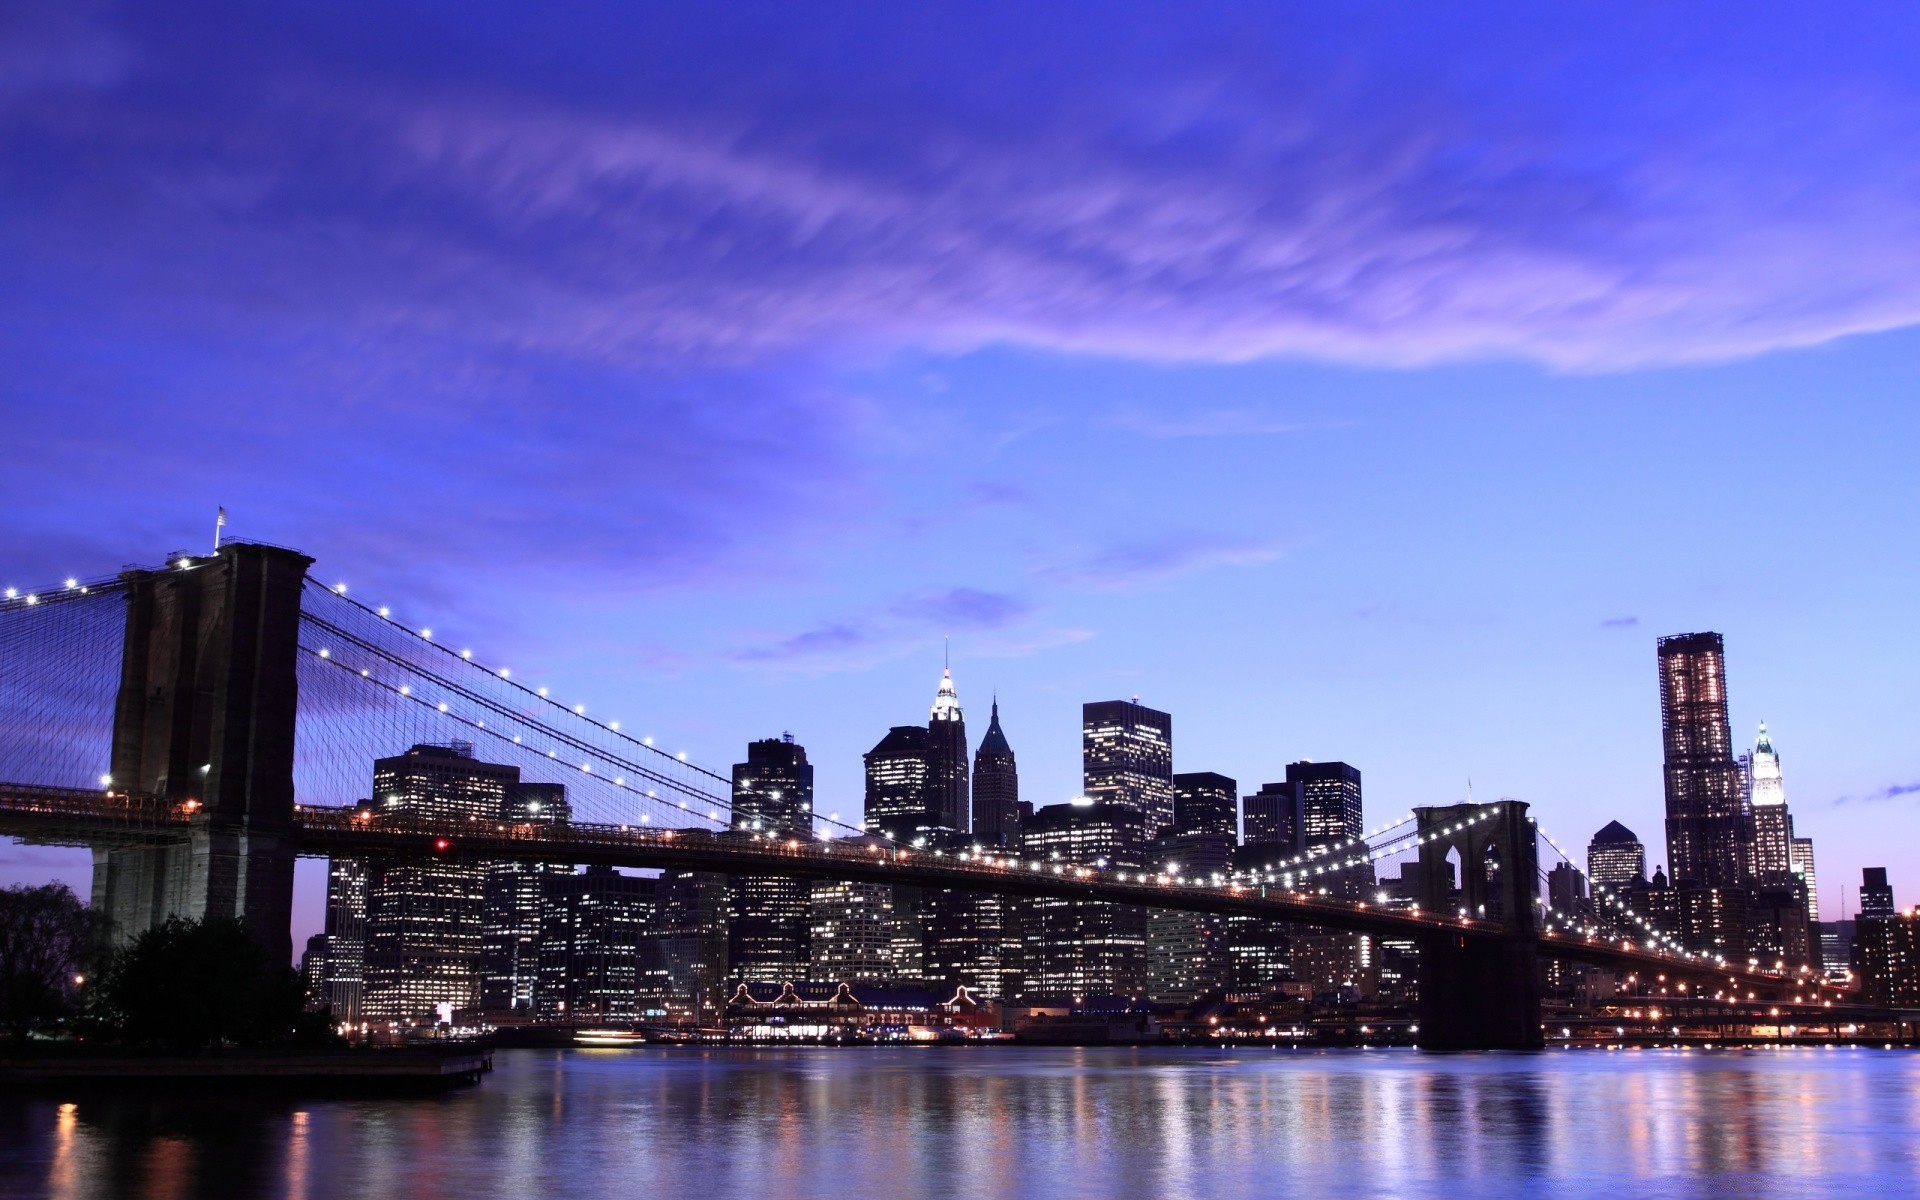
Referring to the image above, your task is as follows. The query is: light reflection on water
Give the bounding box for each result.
[2,1047,1917,1199]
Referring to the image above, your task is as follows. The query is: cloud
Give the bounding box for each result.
[732,586,1035,671]
[1833,781,1920,806]
[1039,536,1281,590]
[1109,407,1341,438]
[1600,616,1640,629]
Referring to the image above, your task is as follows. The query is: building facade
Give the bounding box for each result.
[1081,699,1173,849]
[727,736,816,983]
[971,700,1021,847]
[1172,772,1238,841]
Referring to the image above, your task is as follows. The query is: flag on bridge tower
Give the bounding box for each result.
[214,506,227,550]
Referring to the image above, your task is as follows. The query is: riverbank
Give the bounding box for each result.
[0,1044,491,1092]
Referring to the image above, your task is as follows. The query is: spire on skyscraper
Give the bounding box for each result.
[931,665,962,722]
[977,698,1012,756]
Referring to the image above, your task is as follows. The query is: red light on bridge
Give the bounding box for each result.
[433,838,451,852]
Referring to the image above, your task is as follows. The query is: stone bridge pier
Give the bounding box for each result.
[1411,800,1543,1050]
[91,543,312,965]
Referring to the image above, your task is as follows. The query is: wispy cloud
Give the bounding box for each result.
[1110,408,1345,439]
[1833,781,1920,806]
[732,586,1037,671]
[1600,616,1640,629]
[1039,536,1281,591]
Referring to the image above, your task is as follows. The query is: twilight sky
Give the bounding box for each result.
[4,2,1919,944]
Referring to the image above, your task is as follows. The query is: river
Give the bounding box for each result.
[3,1046,1917,1198]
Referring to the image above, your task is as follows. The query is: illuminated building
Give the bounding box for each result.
[320,855,367,1022]
[362,743,519,1022]
[810,852,896,983]
[1288,760,1362,853]
[641,870,728,1027]
[537,866,653,1021]
[1146,830,1233,1003]
[1081,699,1173,849]
[479,780,570,1018]
[1242,780,1302,856]
[1657,633,1748,890]
[1792,837,1818,924]
[928,668,970,834]
[1586,821,1646,891]
[1172,772,1238,840]
[727,736,815,983]
[864,725,935,843]
[1019,800,1147,1000]
[1855,868,1918,1006]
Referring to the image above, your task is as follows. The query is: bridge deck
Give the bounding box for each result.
[0,783,1847,1003]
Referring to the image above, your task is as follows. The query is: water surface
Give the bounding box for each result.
[3,1046,1917,1199]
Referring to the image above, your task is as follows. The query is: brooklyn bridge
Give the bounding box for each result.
[0,542,1860,1049]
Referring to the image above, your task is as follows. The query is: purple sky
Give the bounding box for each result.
[5,3,1920,947]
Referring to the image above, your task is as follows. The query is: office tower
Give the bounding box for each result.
[972,700,1021,847]
[1242,781,1303,856]
[1657,633,1747,890]
[1856,913,1920,1007]
[536,866,653,1022]
[1082,699,1173,849]
[643,869,729,1026]
[1861,867,1896,917]
[1288,761,1362,852]
[1746,883,1816,970]
[864,725,935,842]
[479,781,570,1018]
[1146,829,1234,1003]
[1748,723,1794,879]
[1586,821,1647,892]
[810,866,896,983]
[728,736,815,983]
[362,743,521,1022]
[1172,772,1238,840]
[320,855,367,1023]
[1019,800,1148,999]
[928,669,970,834]
[1791,837,1818,924]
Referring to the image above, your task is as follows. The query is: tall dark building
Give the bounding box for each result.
[1082,699,1173,850]
[1242,780,1303,855]
[642,870,729,1026]
[971,700,1021,847]
[1288,760,1362,852]
[320,856,367,1023]
[1861,867,1896,918]
[864,725,935,842]
[1172,772,1238,840]
[1657,633,1748,890]
[928,669,970,834]
[727,736,815,983]
[1146,829,1234,1003]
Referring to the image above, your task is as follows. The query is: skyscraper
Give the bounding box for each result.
[1749,722,1795,879]
[362,743,522,1022]
[1241,780,1303,856]
[928,668,970,834]
[537,866,653,1022]
[728,736,815,983]
[971,700,1021,847]
[1020,801,1148,1000]
[642,869,729,1027]
[1586,821,1647,891]
[1657,633,1747,890]
[810,865,896,983]
[1172,771,1238,840]
[1288,761,1362,853]
[1082,699,1173,849]
[864,726,935,842]
[320,856,367,1023]
[1791,837,1818,924]
[479,781,570,1018]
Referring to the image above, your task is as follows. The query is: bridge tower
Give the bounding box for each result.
[91,543,313,965]
[1410,800,1543,1050]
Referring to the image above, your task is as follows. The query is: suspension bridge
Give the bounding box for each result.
[0,542,1856,1048]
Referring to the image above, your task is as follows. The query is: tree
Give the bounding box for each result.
[95,916,323,1052]
[0,882,92,1051]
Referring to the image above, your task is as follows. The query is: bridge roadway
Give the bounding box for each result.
[0,781,1845,1004]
